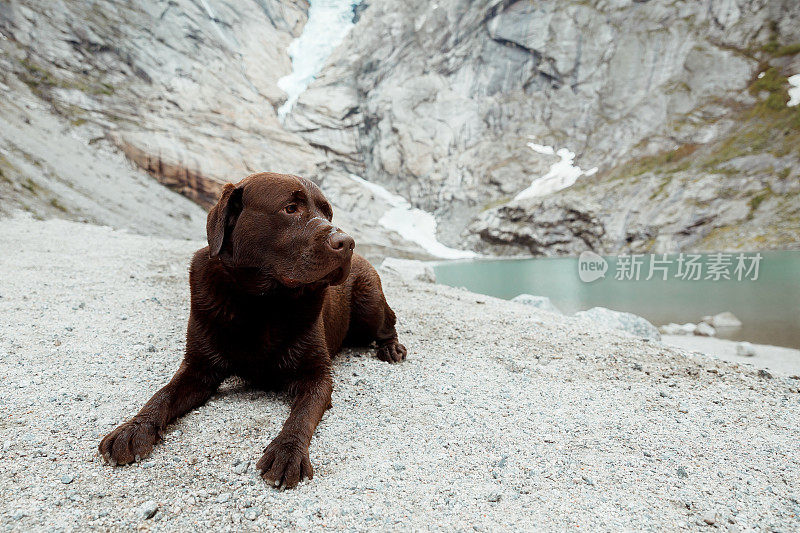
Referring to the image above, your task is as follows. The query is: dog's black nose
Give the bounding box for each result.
[328,232,355,253]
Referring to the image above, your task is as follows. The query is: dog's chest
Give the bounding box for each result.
[214,315,307,383]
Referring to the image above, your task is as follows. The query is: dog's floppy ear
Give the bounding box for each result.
[207,183,244,258]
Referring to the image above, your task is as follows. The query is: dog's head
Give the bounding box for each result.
[206,172,354,291]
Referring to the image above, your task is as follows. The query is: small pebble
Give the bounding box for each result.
[735,342,756,357]
[233,461,250,475]
[60,474,75,484]
[138,500,158,520]
[243,508,261,521]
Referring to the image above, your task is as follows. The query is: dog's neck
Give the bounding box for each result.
[199,257,327,322]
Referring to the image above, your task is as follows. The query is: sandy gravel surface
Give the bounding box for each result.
[1,217,799,531]
[663,335,800,378]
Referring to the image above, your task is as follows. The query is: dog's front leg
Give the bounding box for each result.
[257,364,332,489]
[99,358,224,465]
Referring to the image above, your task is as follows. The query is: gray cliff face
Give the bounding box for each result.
[0,0,316,204]
[0,0,434,258]
[287,0,800,253]
[468,146,800,255]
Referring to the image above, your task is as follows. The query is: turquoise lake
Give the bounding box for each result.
[434,251,800,349]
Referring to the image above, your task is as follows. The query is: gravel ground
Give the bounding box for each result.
[1,217,799,531]
[662,336,800,377]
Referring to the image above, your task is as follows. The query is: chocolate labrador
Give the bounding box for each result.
[98,172,406,488]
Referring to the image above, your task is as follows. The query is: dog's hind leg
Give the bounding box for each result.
[372,296,407,363]
[345,256,407,363]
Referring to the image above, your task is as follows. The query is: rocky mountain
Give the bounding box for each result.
[0,0,311,238]
[0,0,432,258]
[1,0,798,256]
[287,0,800,254]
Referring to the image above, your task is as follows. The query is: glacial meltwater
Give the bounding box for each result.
[434,251,800,349]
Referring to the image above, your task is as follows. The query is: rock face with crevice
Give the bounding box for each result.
[471,198,607,257]
[286,0,800,253]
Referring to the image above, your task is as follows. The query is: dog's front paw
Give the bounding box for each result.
[98,419,160,466]
[257,434,313,490]
[377,340,407,363]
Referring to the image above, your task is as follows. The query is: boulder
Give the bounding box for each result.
[574,307,661,341]
[694,322,717,337]
[701,312,743,328]
[379,258,436,284]
[735,342,757,357]
[659,323,682,335]
[659,323,698,336]
[511,294,562,314]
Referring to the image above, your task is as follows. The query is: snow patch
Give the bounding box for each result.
[514,139,598,201]
[527,143,555,156]
[277,0,357,119]
[788,74,800,107]
[346,175,477,259]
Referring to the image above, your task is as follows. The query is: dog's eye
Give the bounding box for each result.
[284,204,298,214]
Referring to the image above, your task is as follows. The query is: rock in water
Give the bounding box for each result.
[736,342,757,357]
[702,312,743,328]
[694,322,716,337]
[511,294,562,314]
[681,323,699,335]
[573,307,661,341]
[659,323,698,336]
[659,323,678,335]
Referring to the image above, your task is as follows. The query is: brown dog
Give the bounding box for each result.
[99,172,406,488]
